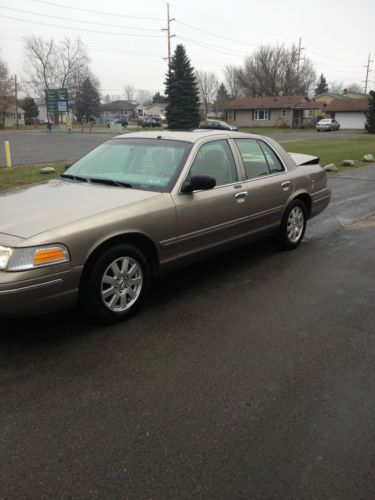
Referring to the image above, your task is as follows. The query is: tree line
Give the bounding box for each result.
[1,36,372,130]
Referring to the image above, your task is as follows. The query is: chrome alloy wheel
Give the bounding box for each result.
[287,206,305,243]
[101,257,143,312]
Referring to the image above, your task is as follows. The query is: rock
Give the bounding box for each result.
[363,154,374,162]
[324,163,338,172]
[40,166,56,174]
[341,159,356,166]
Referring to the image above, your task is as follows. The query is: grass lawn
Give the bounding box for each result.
[239,127,308,134]
[0,163,65,191]
[281,137,375,171]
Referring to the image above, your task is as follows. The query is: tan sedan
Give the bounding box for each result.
[0,130,330,321]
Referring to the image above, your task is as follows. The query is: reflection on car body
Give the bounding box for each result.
[0,130,330,322]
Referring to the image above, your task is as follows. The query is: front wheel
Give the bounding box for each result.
[80,244,151,322]
[274,200,307,250]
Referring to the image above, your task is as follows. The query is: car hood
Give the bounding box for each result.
[0,179,160,239]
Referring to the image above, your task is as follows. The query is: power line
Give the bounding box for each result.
[0,6,162,32]
[1,14,165,38]
[175,20,257,48]
[30,0,164,21]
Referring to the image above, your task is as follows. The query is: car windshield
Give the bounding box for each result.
[64,138,192,192]
[319,119,331,123]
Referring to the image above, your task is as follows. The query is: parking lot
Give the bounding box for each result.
[0,166,374,498]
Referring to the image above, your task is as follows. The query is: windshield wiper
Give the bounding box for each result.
[60,174,89,182]
[89,178,133,188]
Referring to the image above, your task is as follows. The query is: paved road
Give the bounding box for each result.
[0,167,374,498]
[0,129,369,166]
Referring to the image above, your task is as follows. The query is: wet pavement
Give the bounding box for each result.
[0,166,374,499]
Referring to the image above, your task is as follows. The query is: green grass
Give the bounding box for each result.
[239,127,308,134]
[0,163,65,191]
[281,137,375,172]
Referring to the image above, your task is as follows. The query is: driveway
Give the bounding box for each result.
[0,167,374,499]
[0,129,368,166]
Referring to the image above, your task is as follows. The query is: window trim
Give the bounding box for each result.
[254,109,269,121]
[231,138,288,182]
[178,138,239,194]
[280,109,288,118]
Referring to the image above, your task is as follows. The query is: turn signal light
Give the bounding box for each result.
[34,247,67,265]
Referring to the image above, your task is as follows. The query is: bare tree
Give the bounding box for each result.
[328,81,344,95]
[124,84,136,101]
[135,89,152,106]
[196,70,218,116]
[237,44,316,97]
[223,65,243,100]
[23,36,56,96]
[0,57,14,129]
[346,83,363,94]
[102,94,111,104]
[23,35,89,97]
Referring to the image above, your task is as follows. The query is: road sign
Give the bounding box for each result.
[45,88,68,113]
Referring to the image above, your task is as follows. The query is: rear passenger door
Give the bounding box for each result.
[233,138,293,233]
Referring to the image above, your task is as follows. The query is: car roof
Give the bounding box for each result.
[114,129,259,143]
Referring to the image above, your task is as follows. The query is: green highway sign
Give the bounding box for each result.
[45,88,68,113]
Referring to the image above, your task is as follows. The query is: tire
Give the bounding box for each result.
[274,200,307,251]
[80,243,151,322]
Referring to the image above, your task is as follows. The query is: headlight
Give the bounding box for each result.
[0,244,70,271]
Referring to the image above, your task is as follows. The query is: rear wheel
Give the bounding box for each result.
[275,200,307,250]
[80,244,151,322]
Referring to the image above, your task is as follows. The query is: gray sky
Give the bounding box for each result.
[1,0,374,97]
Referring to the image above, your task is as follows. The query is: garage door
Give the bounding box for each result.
[336,112,366,130]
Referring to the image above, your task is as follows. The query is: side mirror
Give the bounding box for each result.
[181,175,216,193]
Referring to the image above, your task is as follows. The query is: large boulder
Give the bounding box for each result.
[324,163,338,172]
[40,166,56,174]
[363,154,374,162]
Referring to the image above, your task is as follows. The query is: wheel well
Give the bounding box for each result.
[81,233,159,284]
[294,193,312,216]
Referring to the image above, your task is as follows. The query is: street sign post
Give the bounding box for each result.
[45,88,68,114]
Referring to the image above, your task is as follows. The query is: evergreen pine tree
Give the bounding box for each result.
[21,97,39,118]
[215,82,230,113]
[314,74,329,95]
[366,90,375,133]
[165,44,200,129]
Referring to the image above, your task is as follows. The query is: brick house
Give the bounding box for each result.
[225,96,323,128]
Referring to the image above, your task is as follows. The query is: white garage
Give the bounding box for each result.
[326,98,369,130]
[335,112,366,130]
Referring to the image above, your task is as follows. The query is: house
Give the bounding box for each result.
[2,104,25,127]
[315,90,368,105]
[97,100,139,123]
[325,97,369,129]
[143,102,166,117]
[225,96,323,128]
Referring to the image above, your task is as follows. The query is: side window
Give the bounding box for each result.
[234,139,270,179]
[258,141,285,173]
[190,140,237,186]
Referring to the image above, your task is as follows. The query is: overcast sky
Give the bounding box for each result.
[1,0,374,98]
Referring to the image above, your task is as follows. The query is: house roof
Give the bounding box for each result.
[226,96,321,110]
[100,100,138,111]
[325,97,369,112]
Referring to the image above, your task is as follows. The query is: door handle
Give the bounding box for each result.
[281,181,290,189]
[234,191,248,199]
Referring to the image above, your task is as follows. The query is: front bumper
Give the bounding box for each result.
[0,265,83,318]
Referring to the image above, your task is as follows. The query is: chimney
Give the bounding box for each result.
[343,88,347,95]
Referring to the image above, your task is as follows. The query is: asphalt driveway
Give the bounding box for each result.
[0,166,374,498]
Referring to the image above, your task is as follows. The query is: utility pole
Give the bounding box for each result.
[296,37,305,78]
[363,53,373,94]
[15,75,19,130]
[162,3,175,67]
